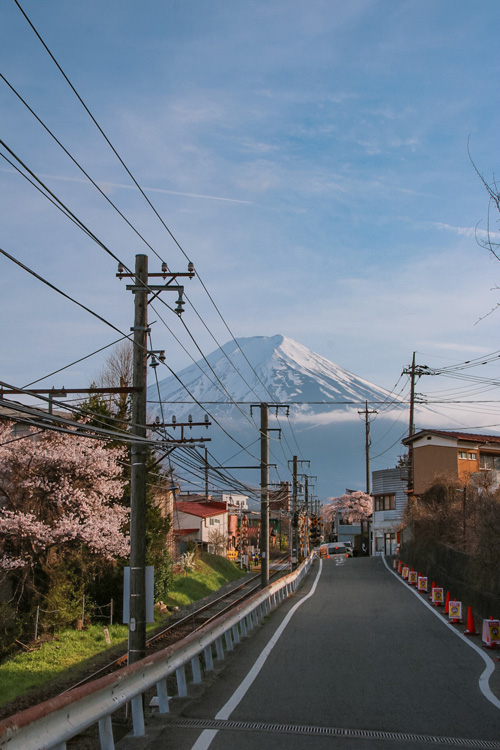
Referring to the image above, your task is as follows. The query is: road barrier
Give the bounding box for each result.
[417,575,428,593]
[431,587,444,606]
[482,618,500,649]
[394,559,496,642]
[0,554,315,750]
[448,600,462,624]
[408,570,418,586]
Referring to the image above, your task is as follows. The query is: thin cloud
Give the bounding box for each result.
[432,222,500,241]
[0,168,252,205]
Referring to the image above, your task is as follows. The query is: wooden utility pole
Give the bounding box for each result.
[358,400,377,495]
[402,352,430,494]
[292,455,298,565]
[119,254,197,665]
[260,403,269,588]
[128,254,149,664]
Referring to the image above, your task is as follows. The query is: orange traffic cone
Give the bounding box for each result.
[444,591,450,615]
[464,606,477,636]
[428,581,435,599]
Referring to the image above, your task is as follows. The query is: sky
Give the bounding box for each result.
[2,0,500,479]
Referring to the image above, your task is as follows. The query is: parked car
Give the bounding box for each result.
[344,542,354,557]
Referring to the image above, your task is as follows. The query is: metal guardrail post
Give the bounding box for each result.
[224,630,233,651]
[98,716,114,750]
[156,679,169,713]
[232,624,240,644]
[176,666,188,697]
[203,644,214,672]
[191,655,202,684]
[215,636,224,660]
[130,695,145,737]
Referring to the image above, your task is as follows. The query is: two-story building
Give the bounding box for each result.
[174,499,228,554]
[402,429,500,495]
[371,466,408,555]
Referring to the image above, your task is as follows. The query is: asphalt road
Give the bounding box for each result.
[118,556,500,750]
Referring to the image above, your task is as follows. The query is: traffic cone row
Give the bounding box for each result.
[395,559,479,635]
[464,606,477,634]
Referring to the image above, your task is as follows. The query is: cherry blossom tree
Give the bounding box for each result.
[0,421,129,618]
[322,491,373,526]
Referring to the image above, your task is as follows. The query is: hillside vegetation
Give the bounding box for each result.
[0,553,246,715]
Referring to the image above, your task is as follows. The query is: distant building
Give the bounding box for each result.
[219,493,248,511]
[402,430,500,495]
[371,467,408,555]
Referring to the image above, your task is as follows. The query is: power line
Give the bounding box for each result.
[0,246,128,338]
[22,335,130,389]
[11,2,308,465]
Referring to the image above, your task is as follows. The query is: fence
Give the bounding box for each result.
[0,553,315,750]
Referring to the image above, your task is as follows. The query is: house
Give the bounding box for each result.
[174,499,228,554]
[371,467,408,555]
[218,493,249,511]
[402,430,500,495]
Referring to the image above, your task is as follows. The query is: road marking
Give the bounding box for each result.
[382,555,500,712]
[169,716,500,748]
[190,559,323,750]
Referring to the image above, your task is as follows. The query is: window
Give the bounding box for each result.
[458,451,467,459]
[209,518,220,526]
[480,454,500,471]
[468,452,477,461]
[374,494,396,512]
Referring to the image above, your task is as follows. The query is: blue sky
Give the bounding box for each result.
[1,0,500,439]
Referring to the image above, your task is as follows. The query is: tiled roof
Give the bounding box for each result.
[403,429,500,445]
[175,501,227,518]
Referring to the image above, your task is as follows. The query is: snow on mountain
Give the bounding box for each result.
[148,334,392,422]
[148,335,405,499]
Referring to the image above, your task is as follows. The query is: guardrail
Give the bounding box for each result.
[0,553,315,750]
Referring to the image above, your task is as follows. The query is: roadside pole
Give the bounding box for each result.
[260,403,269,588]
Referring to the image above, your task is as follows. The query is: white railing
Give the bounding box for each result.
[0,553,315,750]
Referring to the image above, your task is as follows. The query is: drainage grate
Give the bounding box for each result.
[165,717,500,748]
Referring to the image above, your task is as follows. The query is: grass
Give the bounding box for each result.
[166,552,247,608]
[0,553,246,710]
[0,623,130,706]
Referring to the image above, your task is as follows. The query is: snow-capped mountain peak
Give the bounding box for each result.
[148,334,391,420]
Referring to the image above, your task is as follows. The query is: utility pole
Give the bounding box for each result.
[260,403,269,588]
[303,474,309,557]
[204,446,209,499]
[402,353,430,494]
[292,455,298,565]
[119,253,195,665]
[358,401,377,495]
[128,254,148,665]
[250,403,288,588]
[289,456,310,566]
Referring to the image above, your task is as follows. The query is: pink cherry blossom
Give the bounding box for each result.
[0,422,130,572]
[322,491,373,525]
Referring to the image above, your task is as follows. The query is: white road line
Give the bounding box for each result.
[382,555,500,711]
[190,559,323,750]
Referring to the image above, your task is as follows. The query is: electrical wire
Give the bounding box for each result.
[22,335,131,389]
[1,141,268,449]
[10,3,309,465]
[0,246,129,338]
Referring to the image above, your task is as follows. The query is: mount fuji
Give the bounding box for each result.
[148,335,406,500]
